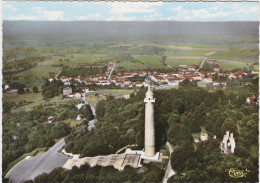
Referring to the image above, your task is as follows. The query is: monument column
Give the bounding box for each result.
[144,85,155,157]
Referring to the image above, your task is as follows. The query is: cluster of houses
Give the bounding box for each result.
[57,61,259,98]
[60,70,148,88]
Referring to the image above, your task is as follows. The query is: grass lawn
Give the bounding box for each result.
[105,90,134,97]
[66,120,83,128]
[191,126,208,141]
[191,133,200,141]
[166,58,202,68]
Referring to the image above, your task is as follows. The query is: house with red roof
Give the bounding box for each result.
[213,81,221,87]
[213,66,220,72]
[135,81,144,87]
[228,74,237,80]
[188,66,197,72]
[80,87,89,93]
[167,78,182,86]
[234,71,246,79]
[86,80,98,85]
[222,81,228,87]
[246,96,259,105]
[60,76,72,82]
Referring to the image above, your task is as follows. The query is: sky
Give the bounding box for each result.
[2,1,259,21]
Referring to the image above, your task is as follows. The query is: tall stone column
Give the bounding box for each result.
[144,85,155,157]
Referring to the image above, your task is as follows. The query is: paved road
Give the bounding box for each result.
[163,141,175,183]
[4,89,18,94]
[55,67,63,80]
[197,57,208,71]
[7,139,69,183]
[108,63,116,80]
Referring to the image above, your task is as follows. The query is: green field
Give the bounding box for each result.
[7,65,61,86]
[3,91,43,103]
[253,65,259,70]
[51,54,107,66]
[134,55,166,69]
[211,47,258,63]
[217,60,249,70]
[166,58,202,68]
[171,50,213,57]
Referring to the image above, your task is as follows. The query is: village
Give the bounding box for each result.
[56,60,259,104]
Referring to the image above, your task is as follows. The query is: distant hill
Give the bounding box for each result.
[3,21,259,35]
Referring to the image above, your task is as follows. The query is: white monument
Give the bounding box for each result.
[144,84,156,157]
[221,131,236,154]
[228,133,236,153]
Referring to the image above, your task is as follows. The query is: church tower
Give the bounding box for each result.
[144,84,155,157]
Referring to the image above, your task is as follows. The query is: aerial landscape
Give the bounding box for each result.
[2,1,259,183]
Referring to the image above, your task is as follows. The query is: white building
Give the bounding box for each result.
[200,133,208,141]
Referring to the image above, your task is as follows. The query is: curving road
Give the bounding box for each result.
[163,141,176,183]
[6,139,69,183]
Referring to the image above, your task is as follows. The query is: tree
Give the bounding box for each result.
[167,114,180,125]
[17,87,25,94]
[221,118,237,135]
[50,123,71,139]
[33,86,39,93]
[80,105,94,121]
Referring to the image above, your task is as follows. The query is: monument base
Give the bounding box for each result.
[124,148,162,167]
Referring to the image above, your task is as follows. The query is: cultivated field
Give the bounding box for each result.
[3,34,258,88]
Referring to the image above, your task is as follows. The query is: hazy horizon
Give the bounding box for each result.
[3,21,259,36]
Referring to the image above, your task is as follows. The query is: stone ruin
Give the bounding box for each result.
[221,131,235,154]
